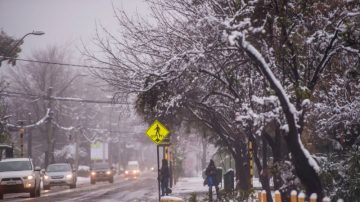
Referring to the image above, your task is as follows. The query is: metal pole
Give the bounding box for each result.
[18,120,25,158]
[46,87,53,167]
[27,113,32,158]
[169,147,173,188]
[157,145,160,202]
[249,141,253,188]
[75,130,79,171]
[19,128,24,157]
[163,146,165,160]
[0,31,45,65]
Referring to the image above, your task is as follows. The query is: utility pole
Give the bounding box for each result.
[74,130,79,171]
[27,113,32,158]
[18,120,25,157]
[45,87,53,167]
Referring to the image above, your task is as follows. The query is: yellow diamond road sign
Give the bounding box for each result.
[145,120,170,144]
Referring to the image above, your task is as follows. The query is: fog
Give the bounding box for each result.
[0,0,150,58]
[0,0,212,185]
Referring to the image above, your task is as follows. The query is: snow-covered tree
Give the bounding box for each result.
[88,0,360,200]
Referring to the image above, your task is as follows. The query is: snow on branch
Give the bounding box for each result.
[227,30,321,173]
[25,108,51,128]
[51,120,75,131]
[228,31,299,119]
[252,95,279,106]
[5,108,51,130]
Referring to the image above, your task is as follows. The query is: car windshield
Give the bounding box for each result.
[93,163,109,170]
[0,161,32,172]
[47,164,71,172]
[127,164,139,170]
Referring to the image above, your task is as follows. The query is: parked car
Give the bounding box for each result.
[124,161,140,178]
[0,158,41,200]
[90,162,114,184]
[43,163,77,190]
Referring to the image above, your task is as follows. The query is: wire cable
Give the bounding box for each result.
[0,90,131,105]
[1,56,114,70]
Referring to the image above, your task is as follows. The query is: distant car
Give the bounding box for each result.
[43,163,77,190]
[0,158,41,200]
[90,162,114,184]
[124,161,140,178]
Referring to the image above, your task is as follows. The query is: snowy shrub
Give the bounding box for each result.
[319,150,360,201]
[335,150,360,202]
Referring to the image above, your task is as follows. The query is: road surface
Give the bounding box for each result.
[2,172,159,202]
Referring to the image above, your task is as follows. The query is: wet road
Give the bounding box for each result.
[2,172,159,202]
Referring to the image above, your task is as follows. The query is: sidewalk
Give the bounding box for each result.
[173,177,208,194]
[169,177,262,201]
[171,177,208,200]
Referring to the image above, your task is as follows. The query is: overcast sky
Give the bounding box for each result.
[0,0,149,59]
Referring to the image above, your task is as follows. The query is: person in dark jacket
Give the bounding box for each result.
[205,159,220,201]
[159,159,170,196]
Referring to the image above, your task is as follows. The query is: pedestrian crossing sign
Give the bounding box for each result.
[145,120,170,144]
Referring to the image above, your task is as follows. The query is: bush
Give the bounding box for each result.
[319,150,360,201]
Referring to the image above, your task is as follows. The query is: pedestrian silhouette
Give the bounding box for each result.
[159,159,170,196]
[155,124,161,142]
[205,160,220,201]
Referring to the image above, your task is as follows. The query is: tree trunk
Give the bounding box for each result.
[260,136,273,202]
[284,134,322,199]
[234,142,250,191]
[242,43,323,200]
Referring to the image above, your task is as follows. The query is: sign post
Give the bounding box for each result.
[145,120,170,202]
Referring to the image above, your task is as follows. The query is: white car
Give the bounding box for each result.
[0,158,41,200]
[43,163,77,190]
[124,161,141,179]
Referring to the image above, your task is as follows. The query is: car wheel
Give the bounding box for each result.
[0,193,3,200]
[70,183,76,189]
[43,185,50,190]
[109,177,114,183]
[91,179,96,185]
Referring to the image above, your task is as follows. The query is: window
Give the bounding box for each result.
[47,164,71,172]
[0,161,32,172]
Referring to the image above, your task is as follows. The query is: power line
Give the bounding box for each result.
[0,56,115,70]
[0,91,132,105]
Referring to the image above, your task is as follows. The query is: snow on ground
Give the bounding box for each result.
[172,177,263,194]
[172,177,209,194]
[252,177,262,189]
[150,176,264,201]
[77,176,90,185]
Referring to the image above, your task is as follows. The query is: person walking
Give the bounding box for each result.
[159,159,170,196]
[205,159,220,201]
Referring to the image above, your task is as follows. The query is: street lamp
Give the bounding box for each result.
[0,30,45,66]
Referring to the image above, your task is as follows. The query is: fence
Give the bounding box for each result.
[257,190,343,202]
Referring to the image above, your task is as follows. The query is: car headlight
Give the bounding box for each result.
[23,175,34,180]
[91,172,96,176]
[44,175,49,180]
[66,174,73,179]
[106,170,111,175]
[125,170,129,174]
[132,170,137,174]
